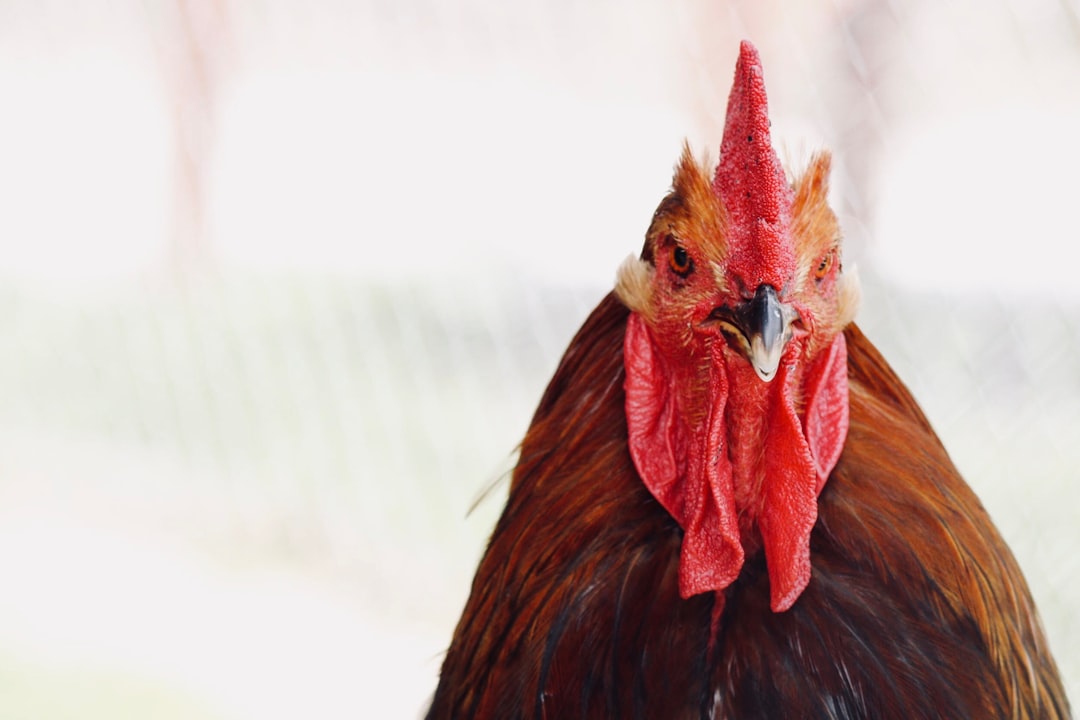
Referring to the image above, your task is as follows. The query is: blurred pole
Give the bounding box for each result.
[148,0,234,278]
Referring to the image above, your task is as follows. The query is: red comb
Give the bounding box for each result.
[713,41,795,290]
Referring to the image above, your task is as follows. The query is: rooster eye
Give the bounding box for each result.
[814,251,834,281]
[669,244,694,277]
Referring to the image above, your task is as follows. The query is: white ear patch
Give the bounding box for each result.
[614,255,655,317]
[835,262,862,330]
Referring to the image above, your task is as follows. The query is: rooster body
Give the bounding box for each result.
[428,43,1069,720]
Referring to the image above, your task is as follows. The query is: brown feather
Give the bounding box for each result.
[427,297,1070,719]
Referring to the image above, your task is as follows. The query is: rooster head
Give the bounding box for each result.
[615,41,860,611]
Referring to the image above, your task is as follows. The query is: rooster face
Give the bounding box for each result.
[614,41,860,612]
[617,148,857,393]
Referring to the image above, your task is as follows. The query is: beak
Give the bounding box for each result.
[709,285,797,382]
[746,285,792,381]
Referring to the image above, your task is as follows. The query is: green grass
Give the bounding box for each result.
[0,655,223,720]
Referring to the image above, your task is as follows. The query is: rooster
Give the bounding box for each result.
[427,41,1070,719]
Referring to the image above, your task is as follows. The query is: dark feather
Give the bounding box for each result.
[426,295,1070,720]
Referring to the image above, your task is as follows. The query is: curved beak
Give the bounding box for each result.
[746,285,792,381]
[709,285,797,382]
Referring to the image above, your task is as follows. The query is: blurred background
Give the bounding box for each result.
[0,0,1077,717]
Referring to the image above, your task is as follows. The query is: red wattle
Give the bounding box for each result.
[624,313,744,599]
